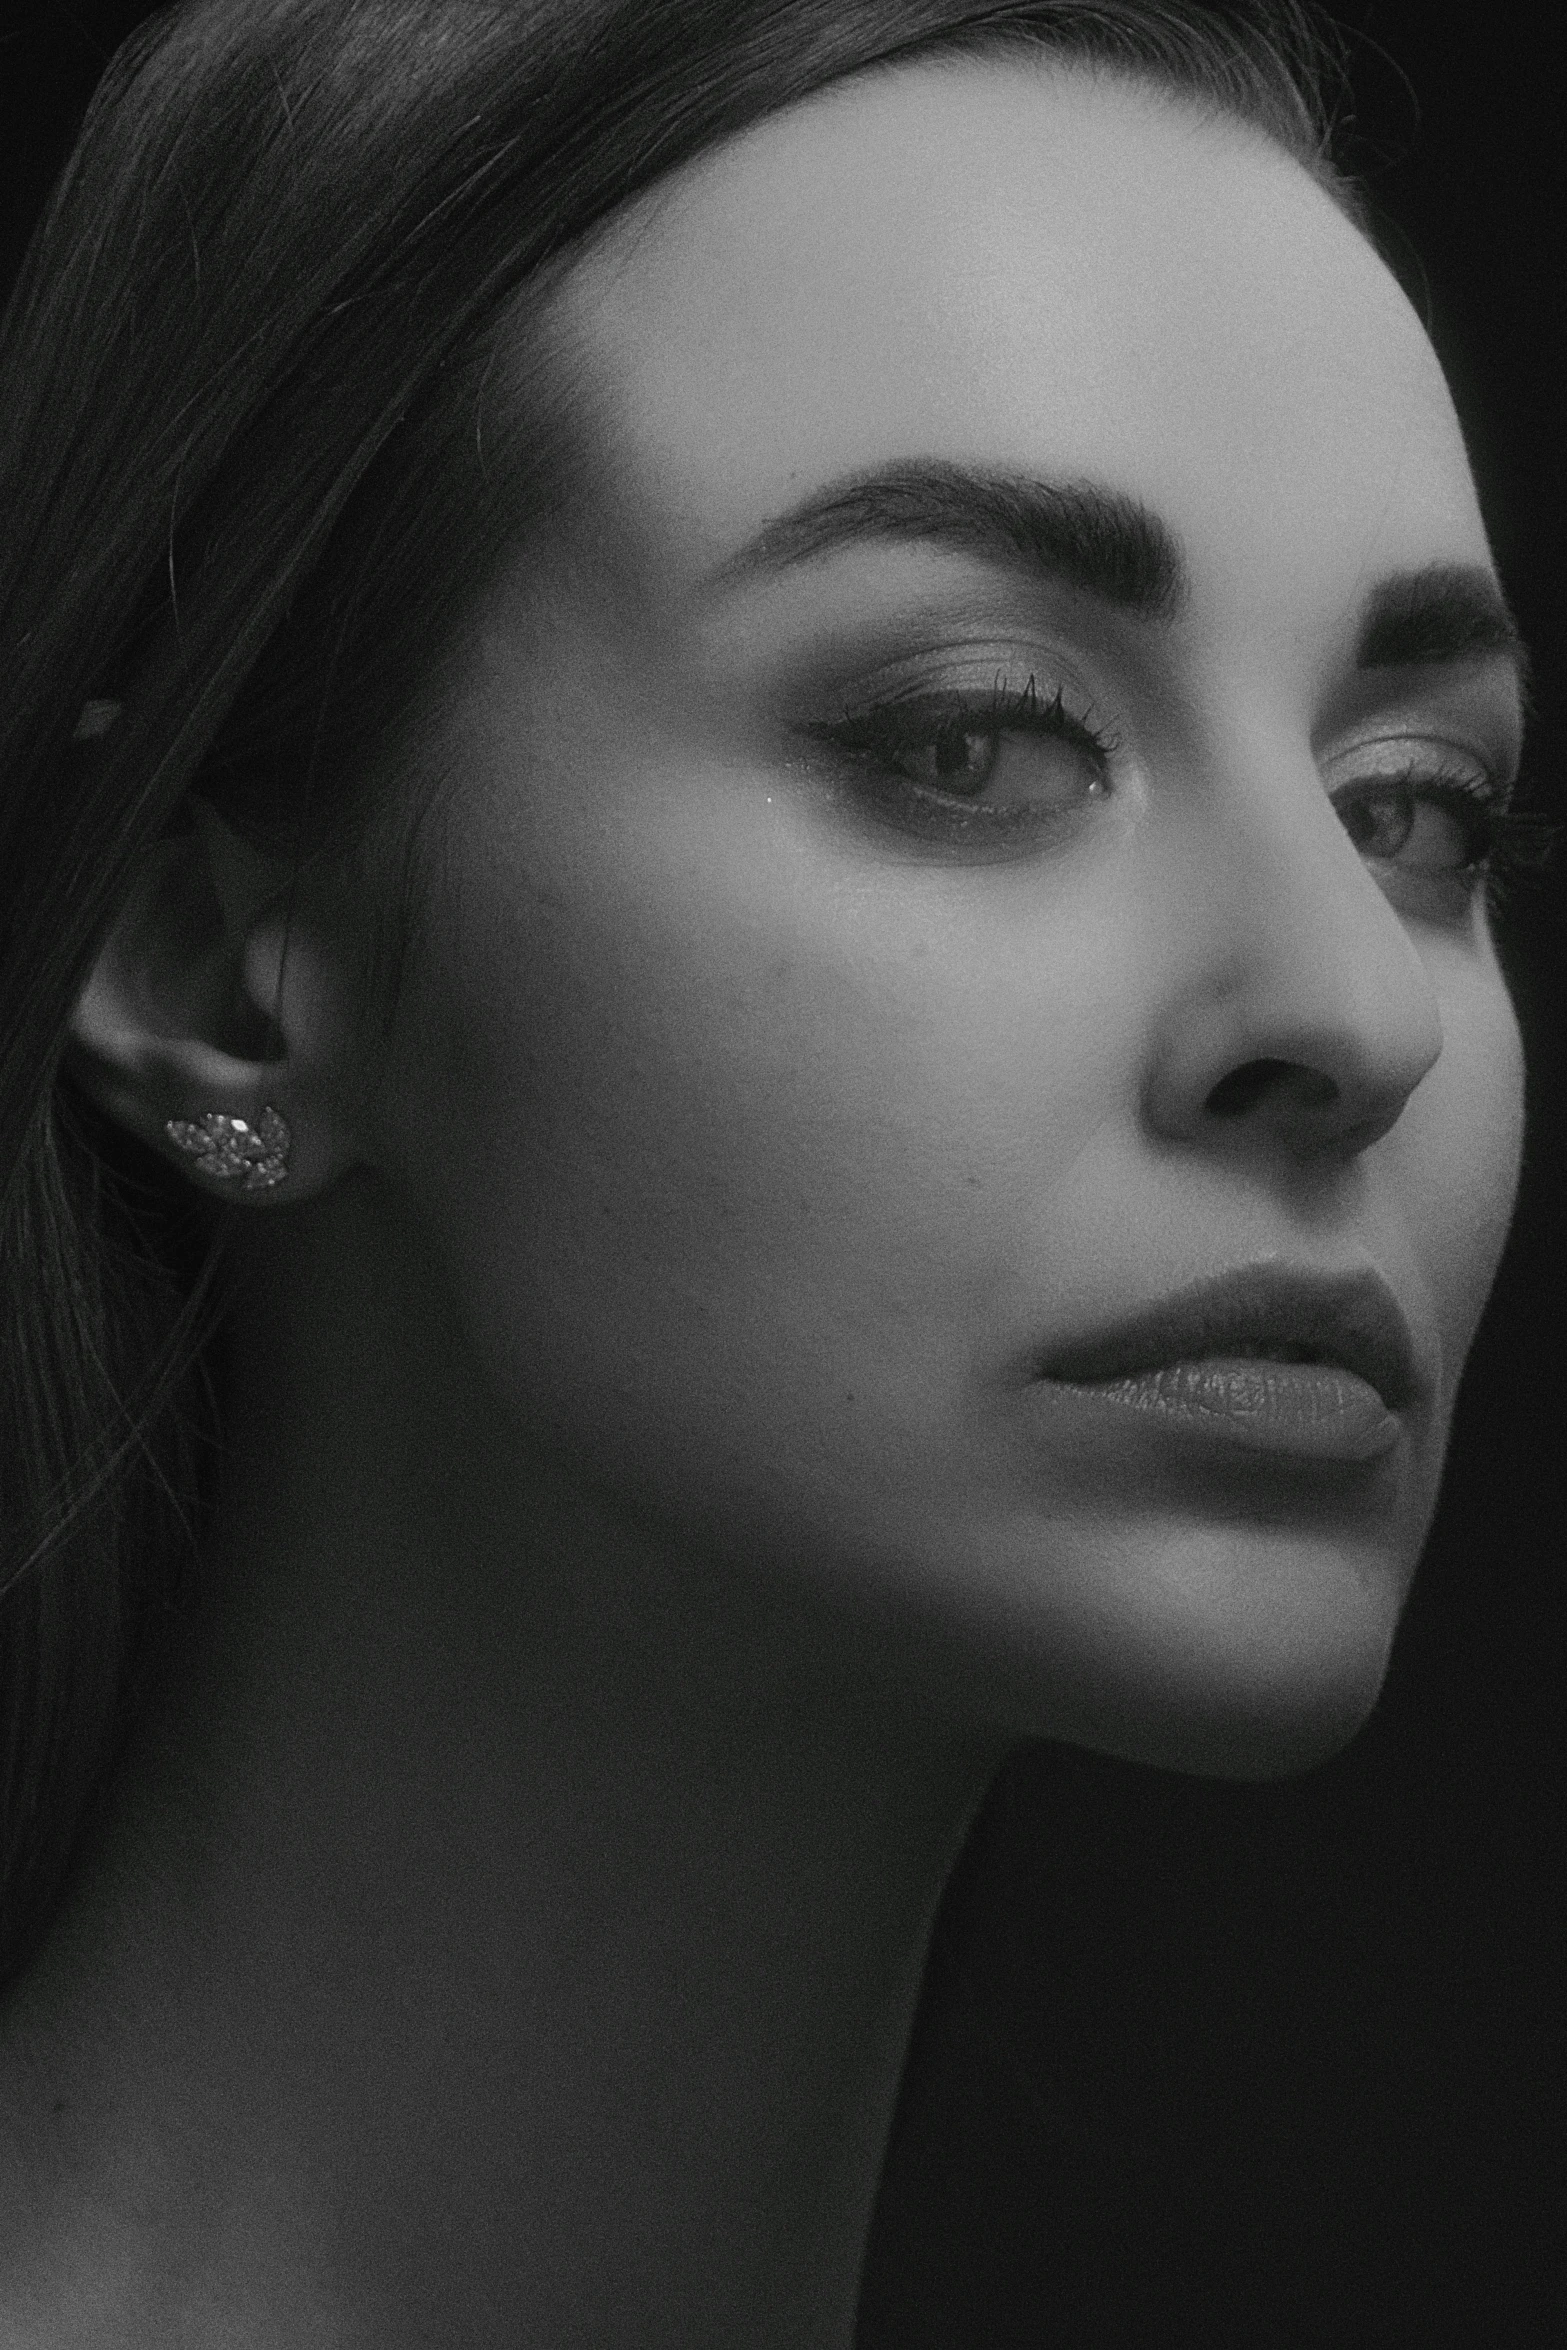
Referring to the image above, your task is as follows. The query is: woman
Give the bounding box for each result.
[0,0,1555,2337]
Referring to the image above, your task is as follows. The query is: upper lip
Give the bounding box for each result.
[1036,1264,1426,1411]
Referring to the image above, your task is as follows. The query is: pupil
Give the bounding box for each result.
[1346,787,1412,858]
[931,721,995,791]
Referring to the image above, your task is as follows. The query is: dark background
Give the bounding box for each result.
[3,6,1560,2342]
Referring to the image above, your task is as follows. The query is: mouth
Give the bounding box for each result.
[1035,1265,1427,1416]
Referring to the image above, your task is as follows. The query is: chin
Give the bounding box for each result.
[908,1509,1415,1780]
[1107,1675,1394,1783]
[1051,1584,1402,1782]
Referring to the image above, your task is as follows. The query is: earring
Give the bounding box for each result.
[165,1106,292,1191]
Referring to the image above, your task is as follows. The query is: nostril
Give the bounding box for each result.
[1208,1060,1285,1117]
[1207,1062,1338,1119]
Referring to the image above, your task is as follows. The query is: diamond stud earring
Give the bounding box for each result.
[165,1106,292,1190]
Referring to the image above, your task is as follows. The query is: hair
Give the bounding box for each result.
[0,0,1400,1990]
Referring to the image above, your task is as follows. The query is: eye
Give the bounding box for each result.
[883,702,1109,808]
[1329,763,1512,878]
[804,673,1117,840]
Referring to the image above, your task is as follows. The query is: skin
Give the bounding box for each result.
[0,56,1526,2350]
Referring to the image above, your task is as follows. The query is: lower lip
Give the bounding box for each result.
[1044,1356,1402,1462]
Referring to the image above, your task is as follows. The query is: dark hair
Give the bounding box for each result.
[0,0,1370,1989]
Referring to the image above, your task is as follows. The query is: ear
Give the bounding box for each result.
[66,800,363,1203]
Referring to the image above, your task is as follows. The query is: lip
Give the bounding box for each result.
[1034,1264,1429,1448]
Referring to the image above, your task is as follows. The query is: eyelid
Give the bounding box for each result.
[794,631,1105,707]
[1322,729,1513,793]
[1320,675,1525,763]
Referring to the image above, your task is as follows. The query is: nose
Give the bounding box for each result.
[1201,1055,1408,1157]
[1140,753,1446,1170]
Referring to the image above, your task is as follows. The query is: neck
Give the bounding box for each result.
[0,1180,999,2348]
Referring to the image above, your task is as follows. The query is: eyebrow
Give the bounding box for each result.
[1353,564,1532,699]
[702,458,1531,700]
[700,459,1186,618]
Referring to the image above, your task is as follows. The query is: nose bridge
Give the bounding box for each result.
[1140,720,1446,1161]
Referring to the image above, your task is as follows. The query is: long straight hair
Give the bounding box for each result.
[0,0,1367,1991]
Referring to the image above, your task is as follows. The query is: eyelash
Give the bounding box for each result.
[805,675,1115,847]
[807,676,1564,914]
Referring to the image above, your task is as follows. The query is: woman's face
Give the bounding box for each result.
[357,61,1526,1773]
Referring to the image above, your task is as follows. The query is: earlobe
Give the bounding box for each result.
[65,809,358,1203]
[165,1106,294,1192]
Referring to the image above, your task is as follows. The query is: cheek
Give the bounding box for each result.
[377,770,1121,1515]
[1397,951,1524,1400]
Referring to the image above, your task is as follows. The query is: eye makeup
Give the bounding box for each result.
[789,651,1558,914]
[799,669,1115,850]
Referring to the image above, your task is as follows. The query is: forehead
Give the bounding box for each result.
[543,58,1490,632]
